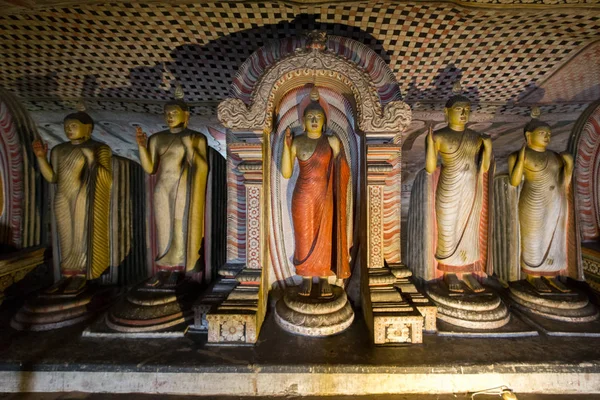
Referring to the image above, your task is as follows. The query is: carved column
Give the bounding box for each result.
[206,142,267,344]
[363,142,435,344]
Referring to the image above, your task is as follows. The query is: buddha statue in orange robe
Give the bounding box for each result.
[281,88,351,298]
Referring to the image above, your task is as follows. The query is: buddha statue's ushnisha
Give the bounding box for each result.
[424,82,492,292]
[508,109,574,292]
[33,106,113,294]
[281,87,351,298]
[135,86,208,287]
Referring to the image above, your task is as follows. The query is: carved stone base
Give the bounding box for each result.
[426,281,510,330]
[207,311,259,344]
[274,285,354,337]
[11,286,114,331]
[509,280,599,323]
[1,247,46,306]
[583,245,600,295]
[105,276,200,333]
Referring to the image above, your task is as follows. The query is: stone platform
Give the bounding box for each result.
[1,298,600,396]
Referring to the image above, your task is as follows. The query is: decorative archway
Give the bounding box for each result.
[208,32,420,345]
[568,100,600,292]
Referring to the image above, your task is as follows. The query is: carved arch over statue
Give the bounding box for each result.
[218,34,411,135]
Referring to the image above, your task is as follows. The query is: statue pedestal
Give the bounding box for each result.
[105,275,201,334]
[509,280,598,323]
[426,281,510,330]
[11,285,115,331]
[274,285,354,337]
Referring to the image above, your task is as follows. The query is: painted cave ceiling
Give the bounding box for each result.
[0,0,598,208]
[0,1,598,113]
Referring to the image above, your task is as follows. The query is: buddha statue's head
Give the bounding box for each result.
[303,87,326,138]
[164,85,190,132]
[524,119,551,151]
[444,94,471,130]
[164,100,190,131]
[63,111,93,143]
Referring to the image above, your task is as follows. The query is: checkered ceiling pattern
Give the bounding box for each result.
[1,1,598,113]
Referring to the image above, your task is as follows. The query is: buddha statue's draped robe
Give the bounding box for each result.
[434,129,489,273]
[51,140,112,279]
[519,151,568,275]
[149,129,207,272]
[291,135,350,278]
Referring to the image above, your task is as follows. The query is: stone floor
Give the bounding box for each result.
[0,394,596,399]
[1,295,600,396]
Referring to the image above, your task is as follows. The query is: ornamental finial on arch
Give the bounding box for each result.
[306,30,327,51]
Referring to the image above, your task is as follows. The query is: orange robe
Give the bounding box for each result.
[292,135,351,278]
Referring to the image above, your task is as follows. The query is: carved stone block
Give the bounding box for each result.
[373,310,424,344]
[207,312,257,344]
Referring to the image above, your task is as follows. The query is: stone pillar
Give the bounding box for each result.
[363,144,436,344]
[206,143,267,344]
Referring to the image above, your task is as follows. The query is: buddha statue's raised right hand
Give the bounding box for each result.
[284,127,293,148]
[32,139,48,158]
[135,126,148,148]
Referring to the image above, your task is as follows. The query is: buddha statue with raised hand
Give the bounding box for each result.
[135,86,208,287]
[280,87,351,298]
[492,109,599,325]
[424,82,492,293]
[407,82,509,330]
[275,87,354,337]
[508,109,574,292]
[33,107,112,294]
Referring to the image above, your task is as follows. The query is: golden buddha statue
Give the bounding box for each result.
[508,111,574,292]
[424,83,492,293]
[281,87,351,298]
[32,108,112,294]
[135,86,208,286]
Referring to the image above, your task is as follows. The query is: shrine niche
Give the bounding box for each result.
[406,84,513,334]
[98,88,227,335]
[202,32,435,345]
[568,101,600,296]
[0,87,46,305]
[493,108,600,336]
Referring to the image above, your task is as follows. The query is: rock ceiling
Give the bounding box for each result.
[0,1,598,115]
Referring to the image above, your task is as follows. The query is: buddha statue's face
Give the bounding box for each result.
[164,104,188,130]
[64,119,92,142]
[304,109,326,136]
[526,126,551,149]
[445,102,471,127]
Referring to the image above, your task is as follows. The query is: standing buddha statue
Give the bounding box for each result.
[407,82,509,330]
[274,87,354,337]
[280,87,351,297]
[508,110,574,292]
[424,82,492,292]
[135,86,208,286]
[494,109,598,324]
[105,86,209,334]
[33,107,113,294]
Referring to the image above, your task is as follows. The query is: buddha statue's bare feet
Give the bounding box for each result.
[444,273,464,293]
[163,271,182,288]
[146,270,169,287]
[44,277,67,294]
[527,275,552,293]
[299,277,312,297]
[63,275,86,294]
[463,273,484,293]
[319,278,333,298]
[543,276,571,293]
